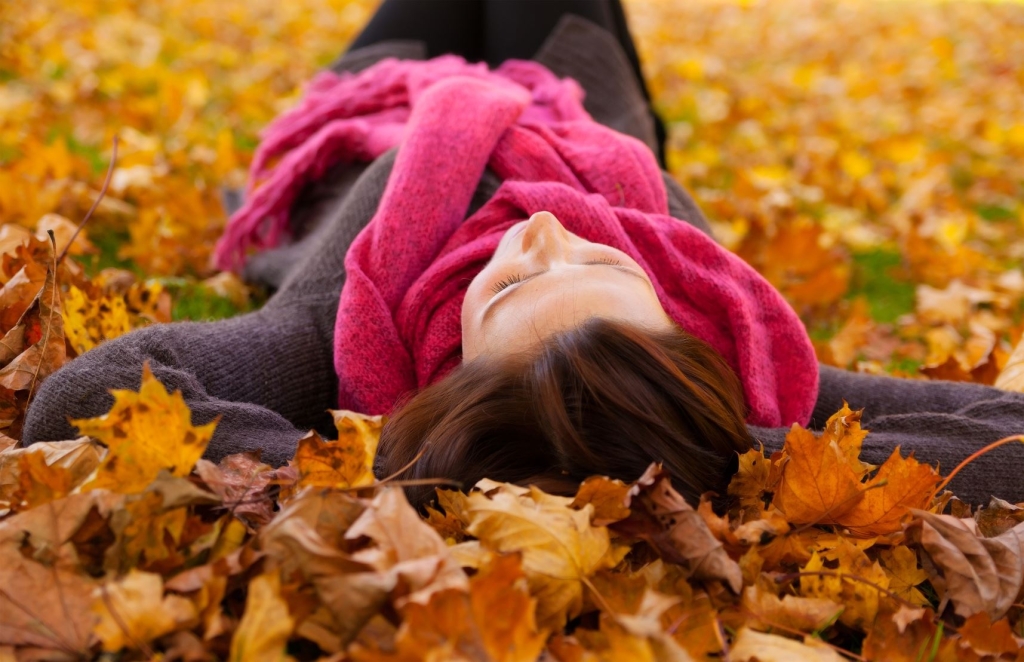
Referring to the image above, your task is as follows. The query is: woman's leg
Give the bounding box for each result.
[347,0,483,61]
[483,0,666,165]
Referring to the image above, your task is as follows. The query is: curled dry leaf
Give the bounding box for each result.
[350,553,547,662]
[74,362,217,494]
[905,510,1024,620]
[614,464,742,594]
[195,451,276,527]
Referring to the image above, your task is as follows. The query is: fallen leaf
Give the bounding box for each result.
[729,627,845,662]
[463,479,626,629]
[570,475,632,526]
[614,465,743,593]
[291,410,382,490]
[878,545,929,606]
[840,447,940,536]
[92,569,197,652]
[772,425,866,527]
[905,511,1024,620]
[195,451,276,527]
[740,582,843,633]
[75,362,217,494]
[229,572,295,662]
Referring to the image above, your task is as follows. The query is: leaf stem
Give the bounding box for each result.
[930,434,1024,500]
[57,136,118,266]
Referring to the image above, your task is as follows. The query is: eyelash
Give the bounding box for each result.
[491,273,527,294]
[490,258,623,294]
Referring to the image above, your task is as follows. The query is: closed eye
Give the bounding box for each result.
[490,258,626,294]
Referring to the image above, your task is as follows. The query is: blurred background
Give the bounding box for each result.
[0,0,1022,394]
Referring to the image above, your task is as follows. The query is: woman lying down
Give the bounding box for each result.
[24,0,1024,507]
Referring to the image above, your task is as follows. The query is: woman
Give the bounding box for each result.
[23,0,1024,506]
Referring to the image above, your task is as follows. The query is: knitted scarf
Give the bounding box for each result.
[216,56,819,427]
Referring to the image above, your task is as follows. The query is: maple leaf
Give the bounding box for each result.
[878,545,929,606]
[0,247,67,398]
[291,409,383,490]
[0,543,99,652]
[797,539,892,630]
[861,607,959,662]
[905,510,1024,620]
[92,569,198,652]
[570,475,632,526]
[229,572,295,662]
[195,451,276,527]
[839,446,940,537]
[727,443,771,511]
[461,479,626,630]
[771,425,866,526]
[74,362,217,494]
[0,437,102,512]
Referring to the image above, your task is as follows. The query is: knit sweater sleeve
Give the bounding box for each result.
[23,151,400,465]
[22,302,337,466]
[750,365,1024,505]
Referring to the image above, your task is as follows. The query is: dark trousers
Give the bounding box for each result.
[348,0,666,165]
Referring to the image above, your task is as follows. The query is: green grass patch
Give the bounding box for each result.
[848,248,916,324]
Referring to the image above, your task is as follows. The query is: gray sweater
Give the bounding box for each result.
[22,18,1024,505]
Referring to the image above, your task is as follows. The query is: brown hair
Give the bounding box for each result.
[378,318,754,509]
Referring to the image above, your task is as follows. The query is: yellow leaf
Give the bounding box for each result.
[878,545,929,606]
[730,627,845,662]
[464,481,627,630]
[292,410,382,490]
[92,569,197,652]
[76,363,216,494]
[230,572,295,662]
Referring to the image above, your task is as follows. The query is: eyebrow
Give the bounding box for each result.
[481,263,650,323]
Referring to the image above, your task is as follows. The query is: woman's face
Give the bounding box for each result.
[462,211,673,360]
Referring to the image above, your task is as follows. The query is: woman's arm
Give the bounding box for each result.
[24,151,402,465]
[751,365,1024,505]
[23,301,338,466]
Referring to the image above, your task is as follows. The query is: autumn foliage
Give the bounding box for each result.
[4,0,1024,659]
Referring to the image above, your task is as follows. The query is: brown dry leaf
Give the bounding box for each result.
[974,497,1024,538]
[229,572,295,662]
[772,425,866,527]
[347,486,469,607]
[75,362,217,494]
[740,582,843,634]
[570,475,632,526]
[596,590,694,662]
[195,451,276,527]
[957,612,1022,660]
[0,252,66,396]
[840,447,940,537]
[10,450,73,511]
[905,511,1024,620]
[729,627,845,662]
[0,539,99,651]
[463,479,626,630]
[92,569,197,652]
[292,410,382,490]
[862,607,959,662]
[615,465,742,593]
[878,545,929,606]
[350,553,547,662]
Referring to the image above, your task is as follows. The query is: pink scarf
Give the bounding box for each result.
[216,56,818,427]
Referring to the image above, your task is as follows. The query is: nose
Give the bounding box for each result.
[519,211,572,261]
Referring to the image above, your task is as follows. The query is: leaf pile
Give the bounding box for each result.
[629,0,1024,381]
[2,373,1024,660]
